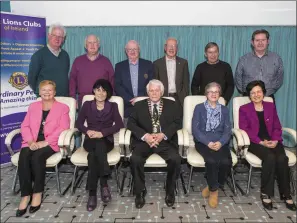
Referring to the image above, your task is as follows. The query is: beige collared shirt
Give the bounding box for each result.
[165,56,176,93]
[47,44,61,57]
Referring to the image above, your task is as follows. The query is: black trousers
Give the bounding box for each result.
[248,142,290,197]
[83,136,113,191]
[18,146,55,197]
[130,140,181,195]
[195,142,232,191]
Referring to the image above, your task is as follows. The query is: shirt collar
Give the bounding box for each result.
[129,59,139,65]
[47,44,61,56]
[87,53,100,61]
[252,50,269,58]
[166,56,176,61]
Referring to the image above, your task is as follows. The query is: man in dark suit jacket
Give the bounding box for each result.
[153,37,190,114]
[127,79,182,209]
[114,40,153,122]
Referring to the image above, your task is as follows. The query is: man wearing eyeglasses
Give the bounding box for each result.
[28,23,70,97]
[114,40,153,124]
[153,37,190,116]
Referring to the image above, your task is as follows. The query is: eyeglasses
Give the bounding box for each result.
[207,91,219,95]
[126,48,138,52]
[50,34,64,40]
[166,44,177,49]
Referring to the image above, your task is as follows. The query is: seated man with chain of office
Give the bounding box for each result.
[127,79,182,209]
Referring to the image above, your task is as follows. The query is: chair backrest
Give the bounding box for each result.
[133,96,175,104]
[183,95,225,148]
[233,96,273,129]
[81,95,124,152]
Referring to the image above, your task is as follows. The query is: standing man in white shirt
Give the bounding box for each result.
[153,37,190,115]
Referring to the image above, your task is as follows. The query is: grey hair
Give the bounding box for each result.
[48,23,66,37]
[84,34,100,47]
[165,37,178,45]
[125,40,140,50]
[204,82,222,96]
[146,79,164,96]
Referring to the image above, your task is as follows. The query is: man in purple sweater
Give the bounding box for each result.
[69,34,114,108]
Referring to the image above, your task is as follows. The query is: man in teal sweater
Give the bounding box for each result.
[28,23,70,96]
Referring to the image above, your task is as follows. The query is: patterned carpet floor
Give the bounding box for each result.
[1,159,296,223]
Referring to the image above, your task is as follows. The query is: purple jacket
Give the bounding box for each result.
[239,101,282,144]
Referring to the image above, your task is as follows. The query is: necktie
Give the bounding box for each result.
[153,104,158,120]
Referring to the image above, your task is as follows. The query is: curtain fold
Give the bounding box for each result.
[62,26,296,132]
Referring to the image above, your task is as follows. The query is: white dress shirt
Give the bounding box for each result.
[166,56,177,93]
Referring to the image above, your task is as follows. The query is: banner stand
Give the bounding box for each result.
[0,12,46,167]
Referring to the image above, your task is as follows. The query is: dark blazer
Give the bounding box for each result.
[192,103,231,146]
[114,58,153,117]
[239,101,283,144]
[127,98,182,146]
[153,56,190,106]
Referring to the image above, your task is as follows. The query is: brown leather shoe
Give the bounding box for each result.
[209,190,218,208]
[202,186,210,198]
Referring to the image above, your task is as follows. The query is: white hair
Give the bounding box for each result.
[165,37,178,45]
[146,79,164,95]
[84,34,100,48]
[48,23,66,37]
[125,40,140,50]
[205,82,222,96]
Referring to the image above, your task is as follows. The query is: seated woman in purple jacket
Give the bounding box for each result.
[239,80,296,211]
[192,82,232,209]
[76,79,124,212]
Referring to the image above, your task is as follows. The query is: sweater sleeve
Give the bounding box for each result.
[191,65,201,95]
[75,102,89,134]
[191,105,211,146]
[218,107,232,145]
[28,52,42,92]
[223,63,235,104]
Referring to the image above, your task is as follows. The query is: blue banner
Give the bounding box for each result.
[0,12,46,165]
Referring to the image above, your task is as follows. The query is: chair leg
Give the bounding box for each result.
[114,164,120,193]
[186,166,194,196]
[246,165,253,196]
[55,165,62,196]
[230,167,237,196]
[12,167,19,194]
[128,173,134,195]
[71,166,78,195]
[290,167,296,196]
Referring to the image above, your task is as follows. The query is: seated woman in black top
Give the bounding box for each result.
[76,79,124,212]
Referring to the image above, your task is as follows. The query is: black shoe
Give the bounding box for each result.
[280,194,297,211]
[135,188,146,209]
[165,193,175,207]
[260,194,273,210]
[16,195,32,217]
[86,195,97,212]
[16,207,28,217]
[101,186,111,204]
[29,204,41,213]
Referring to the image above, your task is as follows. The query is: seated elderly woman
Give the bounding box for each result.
[239,80,296,211]
[76,79,124,212]
[17,80,70,217]
[192,82,232,209]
